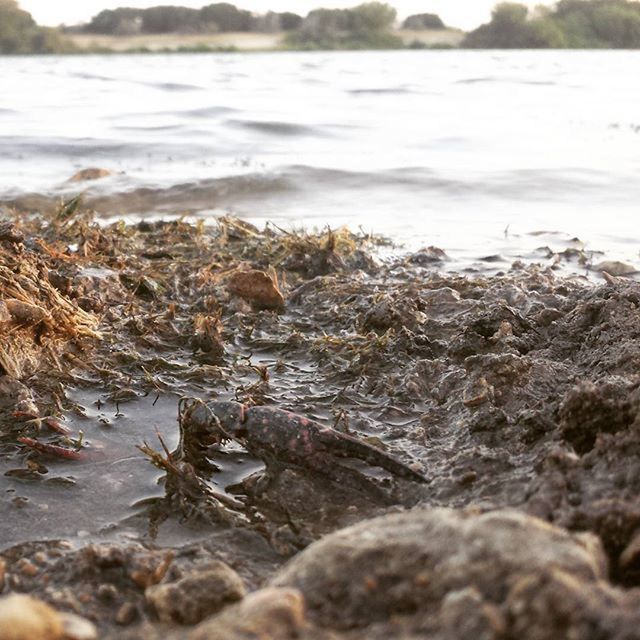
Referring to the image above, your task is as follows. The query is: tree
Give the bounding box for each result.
[141,6,201,33]
[0,0,73,53]
[463,2,566,48]
[402,13,446,30]
[279,12,303,31]
[288,2,400,49]
[298,8,352,41]
[200,3,252,32]
[349,2,397,36]
[85,9,143,34]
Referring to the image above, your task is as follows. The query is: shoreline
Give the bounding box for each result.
[1,206,640,637]
[63,28,465,53]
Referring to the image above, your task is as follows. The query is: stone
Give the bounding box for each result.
[189,587,305,640]
[114,603,138,626]
[4,299,51,326]
[58,613,97,640]
[505,568,640,640]
[0,375,38,417]
[67,168,113,183]
[146,561,246,625]
[440,587,506,640]
[227,269,285,310]
[271,508,606,628]
[593,260,637,277]
[0,594,64,640]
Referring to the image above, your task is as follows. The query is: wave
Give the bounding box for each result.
[348,87,411,95]
[1,164,631,220]
[226,119,326,137]
[0,136,134,158]
[455,76,496,84]
[184,105,238,117]
[456,76,556,86]
[85,173,294,213]
[0,136,214,160]
[154,81,203,91]
[67,71,116,82]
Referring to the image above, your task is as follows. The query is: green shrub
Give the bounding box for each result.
[0,0,74,53]
[464,0,640,48]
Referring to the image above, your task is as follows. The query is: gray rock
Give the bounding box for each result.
[271,508,606,628]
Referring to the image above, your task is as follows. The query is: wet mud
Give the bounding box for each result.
[2,207,640,638]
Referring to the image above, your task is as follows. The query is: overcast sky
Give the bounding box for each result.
[20,0,552,30]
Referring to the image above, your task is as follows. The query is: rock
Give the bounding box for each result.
[0,376,38,416]
[146,561,246,625]
[505,568,640,640]
[0,594,64,640]
[227,269,285,310]
[409,246,448,265]
[593,260,637,277]
[67,168,113,183]
[4,299,51,326]
[114,603,138,626]
[271,508,606,628]
[128,550,174,588]
[559,380,636,454]
[189,587,305,640]
[463,376,494,407]
[440,587,506,640]
[58,613,97,640]
[0,301,11,324]
[0,222,24,244]
[619,528,640,574]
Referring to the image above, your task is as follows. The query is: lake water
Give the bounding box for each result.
[2,50,640,272]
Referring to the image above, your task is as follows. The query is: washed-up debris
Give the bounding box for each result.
[4,206,640,640]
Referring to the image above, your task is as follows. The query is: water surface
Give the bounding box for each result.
[2,50,639,268]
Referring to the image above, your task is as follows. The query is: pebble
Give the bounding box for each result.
[0,594,64,640]
[594,260,637,276]
[115,602,138,626]
[146,561,246,625]
[59,613,97,640]
[67,168,113,182]
[189,587,305,640]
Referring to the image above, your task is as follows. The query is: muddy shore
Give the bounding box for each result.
[1,207,640,639]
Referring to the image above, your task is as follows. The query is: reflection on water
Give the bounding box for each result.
[1,50,640,270]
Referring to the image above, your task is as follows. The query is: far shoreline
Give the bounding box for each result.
[64,28,465,54]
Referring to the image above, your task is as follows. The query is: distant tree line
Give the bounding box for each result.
[0,0,73,53]
[78,3,303,35]
[464,0,640,48]
[77,2,448,49]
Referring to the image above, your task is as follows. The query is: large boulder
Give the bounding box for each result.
[271,508,606,628]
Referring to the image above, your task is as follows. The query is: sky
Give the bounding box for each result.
[19,0,553,31]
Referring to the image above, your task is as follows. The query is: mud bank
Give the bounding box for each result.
[1,207,640,639]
